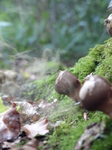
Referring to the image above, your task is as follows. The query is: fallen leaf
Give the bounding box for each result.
[22,138,39,150]
[15,101,38,117]
[22,117,49,138]
[2,136,31,149]
[0,106,21,142]
[14,101,40,123]
[10,138,38,150]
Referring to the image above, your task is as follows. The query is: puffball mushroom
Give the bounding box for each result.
[79,75,112,118]
[55,70,81,102]
[104,14,112,37]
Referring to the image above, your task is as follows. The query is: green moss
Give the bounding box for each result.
[69,44,103,82]
[34,73,61,101]
[69,38,112,83]
[70,55,96,82]
[94,56,112,81]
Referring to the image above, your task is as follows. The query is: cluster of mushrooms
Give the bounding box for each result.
[55,70,112,119]
[54,14,112,118]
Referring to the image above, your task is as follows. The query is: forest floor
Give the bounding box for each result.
[1,38,112,150]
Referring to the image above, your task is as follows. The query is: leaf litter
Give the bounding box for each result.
[0,93,59,149]
[0,59,109,150]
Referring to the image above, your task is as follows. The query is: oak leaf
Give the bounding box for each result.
[22,117,49,138]
[0,106,21,142]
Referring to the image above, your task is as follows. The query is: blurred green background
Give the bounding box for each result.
[0,0,110,67]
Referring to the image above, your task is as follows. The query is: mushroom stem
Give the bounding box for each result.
[55,70,81,102]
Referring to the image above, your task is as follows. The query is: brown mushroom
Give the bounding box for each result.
[55,70,81,102]
[104,14,112,37]
[79,75,112,118]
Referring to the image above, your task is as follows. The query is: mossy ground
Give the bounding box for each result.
[1,38,112,149]
[46,100,106,150]
[38,98,112,150]
[32,38,112,149]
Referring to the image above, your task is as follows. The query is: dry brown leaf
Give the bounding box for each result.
[2,136,31,149]
[10,139,38,150]
[0,106,21,142]
[22,117,49,138]
[14,101,40,123]
[22,138,39,150]
[15,101,39,117]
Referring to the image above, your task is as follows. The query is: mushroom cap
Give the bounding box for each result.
[79,75,112,111]
[104,14,112,36]
[55,70,81,101]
